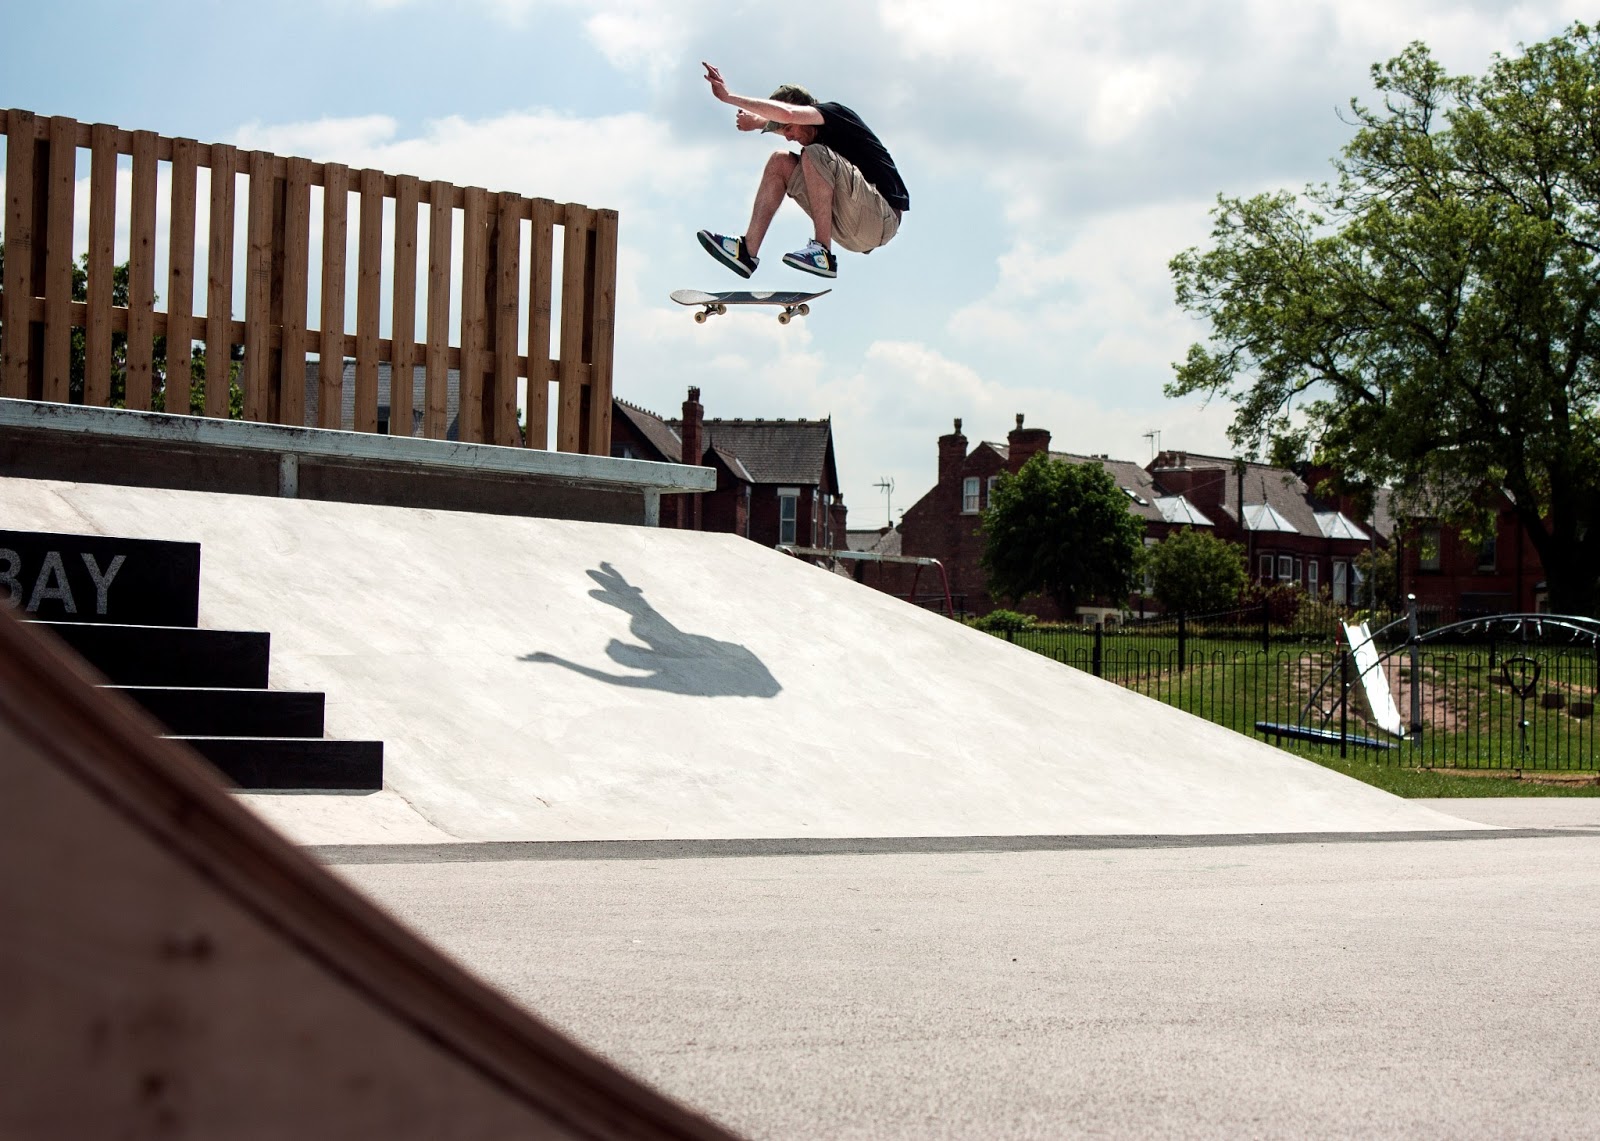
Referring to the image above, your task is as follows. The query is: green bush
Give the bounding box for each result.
[974,609,1037,634]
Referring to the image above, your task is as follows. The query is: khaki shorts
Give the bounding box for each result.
[786,144,901,254]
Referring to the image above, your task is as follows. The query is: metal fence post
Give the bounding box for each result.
[1260,601,1270,654]
[1177,610,1187,673]
[1092,619,1104,678]
[1407,593,1423,741]
[1339,649,1349,759]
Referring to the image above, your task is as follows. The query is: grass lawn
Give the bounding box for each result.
[1278,742,1600,797]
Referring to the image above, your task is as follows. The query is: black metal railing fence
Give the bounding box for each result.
[987,603,1600,770]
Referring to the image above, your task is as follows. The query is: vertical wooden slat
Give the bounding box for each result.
[242,150,274,421]
[585,208,619,456]
[424,180,453,440]
[266,167,287,423]
[41,115,77,403]
[125,130,159,412]
[203,143,237,418]
[458,186,488,444]
[389,174,419,438]
[354,167,382,433]
[1,109,37,398]
[493,193,521,447]
[318,162,349,429]
[556,204,592,453]
[165,138,198,415]
[524,198,555,450]
[84,123,118,407]
[277,157,311,426]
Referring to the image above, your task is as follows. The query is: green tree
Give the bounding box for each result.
[1147,528,1247,614]
[1169,24,1600,615]
[981,454,1146,616]
[0,246,244,418]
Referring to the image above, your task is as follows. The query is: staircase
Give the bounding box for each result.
[6,528,382,791]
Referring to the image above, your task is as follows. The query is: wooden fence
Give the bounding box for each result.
[0,108,617,453]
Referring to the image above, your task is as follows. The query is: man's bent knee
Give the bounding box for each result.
[765,151,799,179]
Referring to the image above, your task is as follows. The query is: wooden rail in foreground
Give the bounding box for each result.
[0,108,617,453]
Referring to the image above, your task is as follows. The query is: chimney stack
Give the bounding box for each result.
[1006,413,1051,474]
[680,386,705,530]
[938,417,968,486]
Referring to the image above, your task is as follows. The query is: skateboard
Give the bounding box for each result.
[671,288,831,325]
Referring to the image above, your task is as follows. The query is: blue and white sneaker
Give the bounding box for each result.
[782,239,837,278]
[697,230,758,278]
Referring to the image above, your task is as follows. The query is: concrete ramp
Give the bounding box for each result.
[3,477,1480,841]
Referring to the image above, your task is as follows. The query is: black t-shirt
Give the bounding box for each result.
[814,102,910,214]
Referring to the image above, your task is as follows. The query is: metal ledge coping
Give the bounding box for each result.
[0,400,716,494]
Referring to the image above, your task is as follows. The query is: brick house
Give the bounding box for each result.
[611,388,847,547]
[1396,492,1547,621]
[897,416,1385,621]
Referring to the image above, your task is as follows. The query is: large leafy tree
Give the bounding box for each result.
[1147,528,1246,615]
[981,454,1146,616]
[1170,24,1600,615]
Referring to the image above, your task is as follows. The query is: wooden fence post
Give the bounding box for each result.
[166,138,199,415]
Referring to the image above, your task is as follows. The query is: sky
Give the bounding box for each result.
[2,0,1591,528]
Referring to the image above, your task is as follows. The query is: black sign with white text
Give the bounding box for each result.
[0,530,201,627]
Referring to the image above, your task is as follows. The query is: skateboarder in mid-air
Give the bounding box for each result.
[698,63,909,280]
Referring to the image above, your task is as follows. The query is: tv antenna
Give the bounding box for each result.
[873,476,895,526]
[1142,429,1162,460]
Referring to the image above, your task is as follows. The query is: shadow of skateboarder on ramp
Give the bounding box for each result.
[520,563,781,698]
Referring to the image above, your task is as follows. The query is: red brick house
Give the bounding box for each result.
[611,388,847,548]
[897,416,1385,621]
[1396,491,1547,621]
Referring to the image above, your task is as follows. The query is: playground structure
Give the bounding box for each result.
[1258,601,1600,761]
[0,107,618,453]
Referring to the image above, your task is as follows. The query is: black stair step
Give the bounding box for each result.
[175,737,383,791]
[35,621,270,688]
[110,686,325,738]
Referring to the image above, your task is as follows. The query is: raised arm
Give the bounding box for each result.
[702,62,825,130]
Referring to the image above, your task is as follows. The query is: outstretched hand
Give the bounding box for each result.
[702,61,731,103]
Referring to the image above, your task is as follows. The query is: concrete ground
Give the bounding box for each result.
[326,800,1600,1140]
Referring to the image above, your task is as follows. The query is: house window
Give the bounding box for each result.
[811,489,822,547]
[1332,560,1348,604]
[1418,527,1442,572]
[1278,555,1294,583]
[1259,554,1274,582]
[1308,560,1319,595]
[778,489,799,545]
[610,442,638,459]
[1351,562,1367,606]
[742,485,751,538]
[1477,532,1497,572]
[986,475,999,507]
[962,477,980,514]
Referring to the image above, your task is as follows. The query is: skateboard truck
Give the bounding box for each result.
[693,301,813,325]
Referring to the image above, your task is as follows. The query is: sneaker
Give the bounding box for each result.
[782,239,837,278]
[697,230,758,278]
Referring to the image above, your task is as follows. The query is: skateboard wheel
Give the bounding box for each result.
[694,311,706,324]
[797,304,810,317]
[715,303,728,315]
[778,312,791,325]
